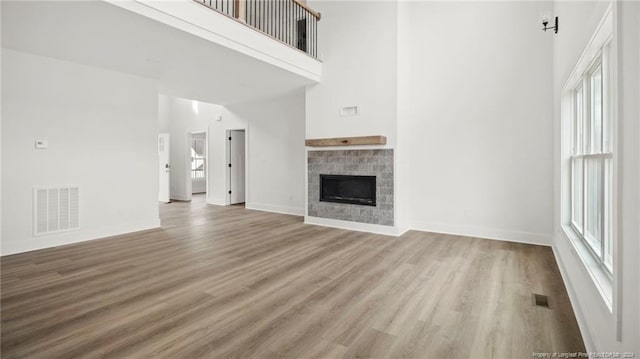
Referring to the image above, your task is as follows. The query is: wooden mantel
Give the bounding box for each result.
[305,135,387,147]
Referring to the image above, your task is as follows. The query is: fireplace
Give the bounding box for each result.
[308,149,393,226]
[320,174,376,206]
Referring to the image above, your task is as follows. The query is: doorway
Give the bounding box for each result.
[227,129,246,205]
[296,18,307,52]
[158,133,170,203]
[190,132,207,195]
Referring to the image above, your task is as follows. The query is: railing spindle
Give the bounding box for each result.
[297,4,300,51]
[279,0,282,41]
[287,0,290,46]
[259,0,263,31]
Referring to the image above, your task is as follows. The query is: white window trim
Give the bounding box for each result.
[560,4,617,312]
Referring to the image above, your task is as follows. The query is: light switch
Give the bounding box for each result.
[35,140,48,149]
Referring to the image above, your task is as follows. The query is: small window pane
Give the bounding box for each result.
[571,158,583,231]
[191,156,198,171]
[585,157,603,257]
[192,159,204,178]
[602,44,611,153]
[575,87,584,155]
[192,138,205,156]
[604,158,613,271]
[590,65,603,153]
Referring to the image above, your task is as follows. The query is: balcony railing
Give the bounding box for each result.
[196,0,320,59]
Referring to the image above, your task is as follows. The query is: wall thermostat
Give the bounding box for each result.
[35,140,49,149]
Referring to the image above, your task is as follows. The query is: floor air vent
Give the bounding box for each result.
[532,293,551,308]
[34,186,79,235]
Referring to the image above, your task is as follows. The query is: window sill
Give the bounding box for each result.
[561,224,613,312]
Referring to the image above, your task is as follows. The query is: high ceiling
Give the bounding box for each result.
[1,1,315,105]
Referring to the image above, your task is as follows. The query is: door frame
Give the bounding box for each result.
[158,133,171,203]
[185,130,209,201]
[225,128,248,206]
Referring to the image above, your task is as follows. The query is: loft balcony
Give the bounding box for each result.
[195,0,320,60]
[107,0,322,82]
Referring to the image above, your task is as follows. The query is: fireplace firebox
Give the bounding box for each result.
[319,174,376,206]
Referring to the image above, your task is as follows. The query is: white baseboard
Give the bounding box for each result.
[551,243,597,353]
[304,216,401,236]
[0,218,161,256]
[411,221,552,246]
[246,202,304,216]
[396,226,411,237]
[170,194,189,201]
[206,197,226,206]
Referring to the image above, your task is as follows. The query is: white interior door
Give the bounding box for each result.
[158,133,170,203]
[229,130,245,204]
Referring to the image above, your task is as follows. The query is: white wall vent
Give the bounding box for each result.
[340,106,358,117]
[34,186,79,236]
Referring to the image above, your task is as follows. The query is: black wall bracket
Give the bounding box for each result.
[543,16,559,34]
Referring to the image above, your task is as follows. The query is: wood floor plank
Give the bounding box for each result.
[1,195,585,358]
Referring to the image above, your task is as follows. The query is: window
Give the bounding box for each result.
[561,2,616,310]
[561,6,617,304]
[191,136,206,179]
[570,52,613,274]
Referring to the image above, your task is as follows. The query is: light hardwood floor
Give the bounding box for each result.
[1,196,584,358]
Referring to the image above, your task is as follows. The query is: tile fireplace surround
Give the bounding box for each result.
[307,149,393,226]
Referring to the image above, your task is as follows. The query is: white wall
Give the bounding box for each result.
[305,0,398,146]
[0,4,3,245]
[395,1,411,235]
[637,2,640,341]
[227,92,306,215]
[551,1,640,353]
[616,3,640,352]
[158,94,170,134]
[160,93,305,214]
[1,49,160,255]
[397,1,554,245]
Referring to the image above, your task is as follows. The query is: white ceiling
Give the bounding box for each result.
[1,1,315,105]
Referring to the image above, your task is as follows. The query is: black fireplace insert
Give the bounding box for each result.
[320,174,376,206]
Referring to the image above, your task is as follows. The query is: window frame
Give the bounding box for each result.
[560,5,617,310]
[568,54,613,276]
